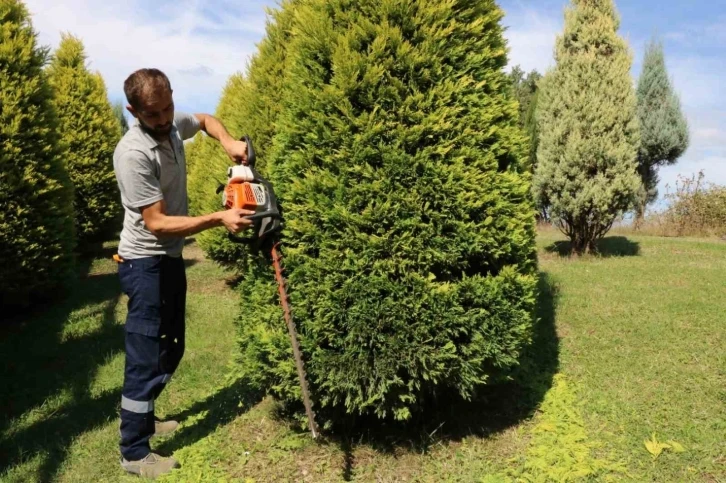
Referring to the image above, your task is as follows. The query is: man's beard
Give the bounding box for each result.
[139,119,172,138]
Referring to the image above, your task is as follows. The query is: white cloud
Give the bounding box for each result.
[667,56,723,110]
[654,52,726,195]
[24,0,274,114]
[693,127,725,144]
[501,5,561,74]
[665,17,726,48]
[687,114,726,153]
[664,31,688,43]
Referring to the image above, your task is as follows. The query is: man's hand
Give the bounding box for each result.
[194,113,250,165]
[223,139,249,165]
[220,208,255,233]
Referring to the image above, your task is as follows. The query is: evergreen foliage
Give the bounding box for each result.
[46,33,123,243]
[0,0,76,309]
[534,0,641,254]
[508,66,541,132]
[635,38,689,216]
[186,0,297,266]
[236,0,538,424]
[509,66,543,214]
[113,101,129,134]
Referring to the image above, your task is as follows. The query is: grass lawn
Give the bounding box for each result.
[1,232,723,482]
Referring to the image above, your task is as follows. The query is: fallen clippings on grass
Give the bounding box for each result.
[644,433,686,460]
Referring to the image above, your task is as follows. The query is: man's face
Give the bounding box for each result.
[128,87,174,138]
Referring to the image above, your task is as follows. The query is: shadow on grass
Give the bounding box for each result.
[284,272,560,482]
[156,380,264,457]
[0,263,123,481]
[0,237,226,479]
[546,236,640,257]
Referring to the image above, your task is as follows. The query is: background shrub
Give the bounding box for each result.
[0,0,76,310]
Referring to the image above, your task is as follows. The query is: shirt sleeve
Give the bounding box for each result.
[174,111,201,141]
[115,150,165,209]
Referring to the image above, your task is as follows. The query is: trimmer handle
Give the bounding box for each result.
[242,135,256,167]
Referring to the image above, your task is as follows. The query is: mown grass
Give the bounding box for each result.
[1,232,723,482]
[0,240,243,482]
[536,228,725,482]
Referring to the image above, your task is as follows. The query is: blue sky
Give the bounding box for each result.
[24,0,726,204]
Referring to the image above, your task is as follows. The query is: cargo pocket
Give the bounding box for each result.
[120,257,163,337]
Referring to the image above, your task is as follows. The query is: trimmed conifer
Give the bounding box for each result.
[236,0,538,424]
[186,0,298,266]
[0,0,75,309]
[46,33,123,244]
[113,101,129,134]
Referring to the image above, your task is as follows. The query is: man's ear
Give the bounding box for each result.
[126,104,137,118]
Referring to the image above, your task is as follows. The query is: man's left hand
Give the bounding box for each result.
[224,139,249,165]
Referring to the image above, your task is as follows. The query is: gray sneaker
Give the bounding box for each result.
[121,452,180,479]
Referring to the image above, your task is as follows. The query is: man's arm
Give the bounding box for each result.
[115,149,252,238]
[194,113,249,164]
[141,199,253,238]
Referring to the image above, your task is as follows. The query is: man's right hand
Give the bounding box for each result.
[219,209,255,233]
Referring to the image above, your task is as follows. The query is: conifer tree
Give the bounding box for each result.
[509,66,541,133]
[237,0,538,423]
[509,67,542,169]
[534,0,641,254]
[635,38,689,218]
[0,0,75,309]
[46,33,123,243]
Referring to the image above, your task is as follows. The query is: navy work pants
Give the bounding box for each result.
[117,255,186,461]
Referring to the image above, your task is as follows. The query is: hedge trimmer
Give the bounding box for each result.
[216,136,319,438]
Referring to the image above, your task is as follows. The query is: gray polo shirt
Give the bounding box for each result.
[113,111,201,259]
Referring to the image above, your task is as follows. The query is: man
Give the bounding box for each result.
[113,68,253,478]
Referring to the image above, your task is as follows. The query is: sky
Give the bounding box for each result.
[23,0,726,205]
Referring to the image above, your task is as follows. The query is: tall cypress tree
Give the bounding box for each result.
[0,0,76,310]
[635,38,689,218]
[534,0,641,254]
[509,66,541,130]
[508,66,542,170]
[47,33,123,244]
[237,0,537,424]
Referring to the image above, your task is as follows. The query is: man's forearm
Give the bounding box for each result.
[195,113,249,164]
[147,212,223,238]
[200,114,235,149]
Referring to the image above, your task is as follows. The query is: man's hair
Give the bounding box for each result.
[124,68,172,109]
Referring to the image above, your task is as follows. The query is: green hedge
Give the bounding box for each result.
[186,74,252,266]
[235,0,538,425]
[47,33,123,244]
[0,0,76,310]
